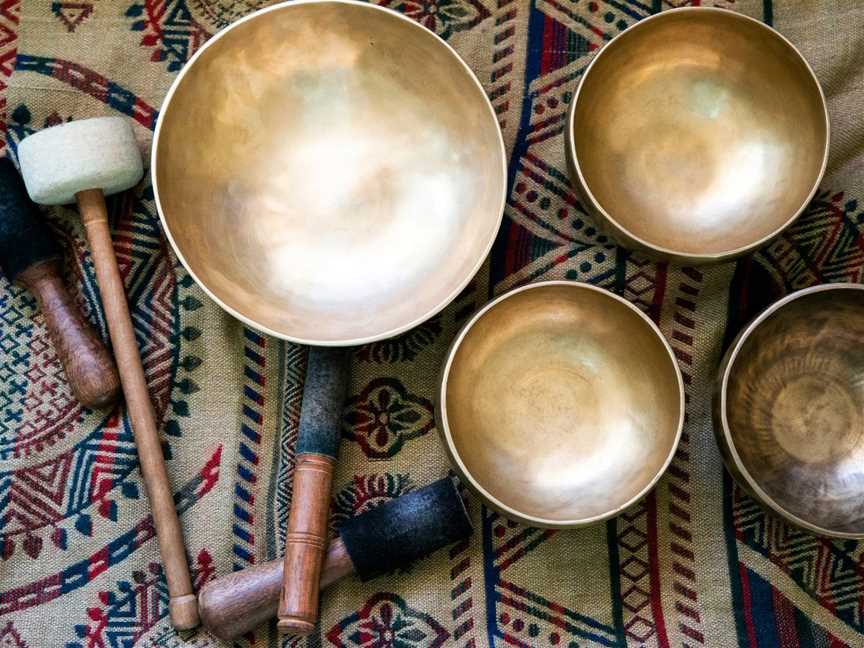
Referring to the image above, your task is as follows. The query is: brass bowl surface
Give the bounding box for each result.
[438,281,684,527]
[566,8,829,263]
[716,284,864,538]
[152,0,506,345]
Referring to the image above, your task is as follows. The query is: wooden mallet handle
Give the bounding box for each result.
[278,347,350,634]
[17,260,120,408]
[201,477,472,641]
[76,188,198,629]
[202,539,352,641]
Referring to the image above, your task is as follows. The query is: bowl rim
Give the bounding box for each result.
[565,6,831,263]
[718,282,864,538]
[437,280,686,528]
[151,0,507,346]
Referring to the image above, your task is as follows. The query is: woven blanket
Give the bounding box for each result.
[1,0,863,646]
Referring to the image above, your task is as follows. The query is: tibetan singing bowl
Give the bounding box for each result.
[153,0,506,344]
[716,284,864,538]
[438,282,684,527]
[566,8,829,263]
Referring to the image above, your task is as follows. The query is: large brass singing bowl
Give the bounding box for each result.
[152,1,506,344]
[566,8,829,263]
[438,282,684,527]
[716,284,864,538]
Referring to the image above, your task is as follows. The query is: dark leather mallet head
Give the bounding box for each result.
[0,157,120,408]
[199,477,473,641]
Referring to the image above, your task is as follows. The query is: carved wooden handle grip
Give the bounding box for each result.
[76,188,199,630]
[200,539,352,641]
[277,454,335,634]
[16,259,120,408]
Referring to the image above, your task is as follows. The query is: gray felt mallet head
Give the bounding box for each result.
[17,116,201,631]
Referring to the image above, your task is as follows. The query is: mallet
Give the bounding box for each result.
[200,477,472,641]
[17,117,199,630]
[0,157,119,408]
[279,346,351,634]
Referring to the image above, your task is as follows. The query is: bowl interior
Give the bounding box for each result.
[154,2,504,344]
[442,284,682,525]
[725,288,864,535]
[571,9,827,258]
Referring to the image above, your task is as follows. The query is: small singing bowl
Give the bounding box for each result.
[715,284,864,538]
[566,8,829,263]
[438,281,684,528]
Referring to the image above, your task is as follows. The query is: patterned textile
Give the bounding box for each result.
[1,0,863,646]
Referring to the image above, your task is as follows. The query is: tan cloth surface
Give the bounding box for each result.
[1,1,863,647]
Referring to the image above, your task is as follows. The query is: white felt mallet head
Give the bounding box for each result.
[17,116,144,205]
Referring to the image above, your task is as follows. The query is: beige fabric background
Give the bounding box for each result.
[1,1,863,647]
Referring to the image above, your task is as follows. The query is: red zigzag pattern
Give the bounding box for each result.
[665,267,706,646]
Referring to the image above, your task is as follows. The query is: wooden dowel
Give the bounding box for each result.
[16,259,120,408]
[199,539,352,641]
[278,454,335,634]
[76,188,199,630]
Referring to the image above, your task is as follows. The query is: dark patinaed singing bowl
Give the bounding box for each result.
[153,1,506,345]
[566,8,829,263]
[438,282,684,527]
[716,285,864,538]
